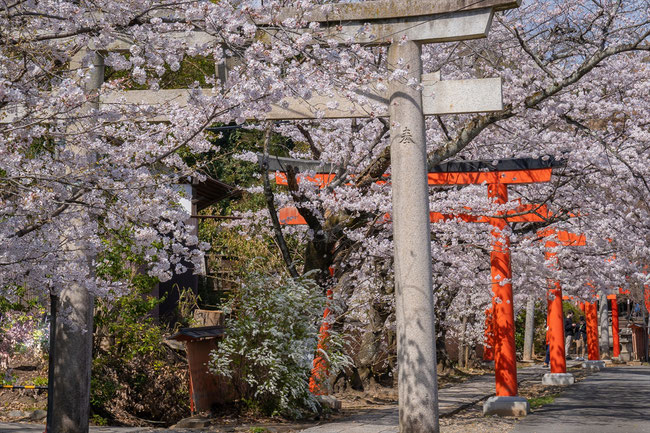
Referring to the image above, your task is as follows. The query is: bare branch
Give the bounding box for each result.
[261,125,299,279]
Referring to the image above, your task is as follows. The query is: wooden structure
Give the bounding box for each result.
[538,228,586,376]
[170,324,236,412]
[154,178,240,324]
[607,294,621,358]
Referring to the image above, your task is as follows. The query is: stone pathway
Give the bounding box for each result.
[0,425,203,432]
[298,363,556,433]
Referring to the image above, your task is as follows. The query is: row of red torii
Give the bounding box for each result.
[264,155,620,399]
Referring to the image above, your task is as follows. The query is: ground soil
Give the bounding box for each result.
[0,353,48,422]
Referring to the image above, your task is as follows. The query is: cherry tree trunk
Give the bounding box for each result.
[522,298,535,361]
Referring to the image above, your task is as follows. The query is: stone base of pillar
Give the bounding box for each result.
[483,396,530,417]
[542,373,574,385]
[316,395,342,410]
[481,360,495,369]
[582,360,606,371]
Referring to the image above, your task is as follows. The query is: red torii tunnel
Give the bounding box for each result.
[563,292,612,362]
[272,155,564,398]
[279,200,554,392]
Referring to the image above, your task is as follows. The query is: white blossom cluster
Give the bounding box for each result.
[0,0,381,300]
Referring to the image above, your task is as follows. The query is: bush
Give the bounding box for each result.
[208,271,346,418]
[91,290,190,425]
[92,234,191,426]
[88,226,192,425]
[0,304,49,371]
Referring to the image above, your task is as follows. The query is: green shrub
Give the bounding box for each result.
[91,231,190,425]
[208,270,349,418]
[31,376,48,387]
[91,287,190,425]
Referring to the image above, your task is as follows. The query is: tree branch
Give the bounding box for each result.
[261,125,299,279]
[427,28,650,169]
[295,123,321,159]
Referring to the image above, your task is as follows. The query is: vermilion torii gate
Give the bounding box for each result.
[574,294,605,367]
[277,187,549,400]
[565,292,607,368]
[538,228,586,385]
[608,293,621,359]
[428,156,562,414]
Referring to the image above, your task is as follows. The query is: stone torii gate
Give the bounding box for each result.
[248,2,522,430]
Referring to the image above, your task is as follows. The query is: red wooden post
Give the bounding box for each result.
[585,301,600,360]
[488,183,518,397]
[610,295,620,358]
[188,368,195,415]
[309,266,335,395]
[545,262,567,374]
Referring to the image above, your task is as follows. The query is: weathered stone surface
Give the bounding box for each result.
[95,77,503,123]
[265,0,521,24]
[483,396,530,417]
[172,415,211,429]
[29,409,48,421]
[259,8,494,46]
[582,360,606,371]
[389,40,439,433]
[7,410,28,419]
[542,373,575,386]
[317,395,343,410]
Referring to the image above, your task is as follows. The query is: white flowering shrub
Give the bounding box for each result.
[208,271,344,417]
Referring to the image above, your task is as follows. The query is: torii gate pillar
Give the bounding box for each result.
[541,234,576,386]
[582,300,606,370]
[388,40,439,432]
[482,183,529,416]
[486,184,518,397]
[586,301,601,361]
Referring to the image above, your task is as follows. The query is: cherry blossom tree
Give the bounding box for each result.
[222,0,649,381]
[1,0,380,429]
[2,0,649,425]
